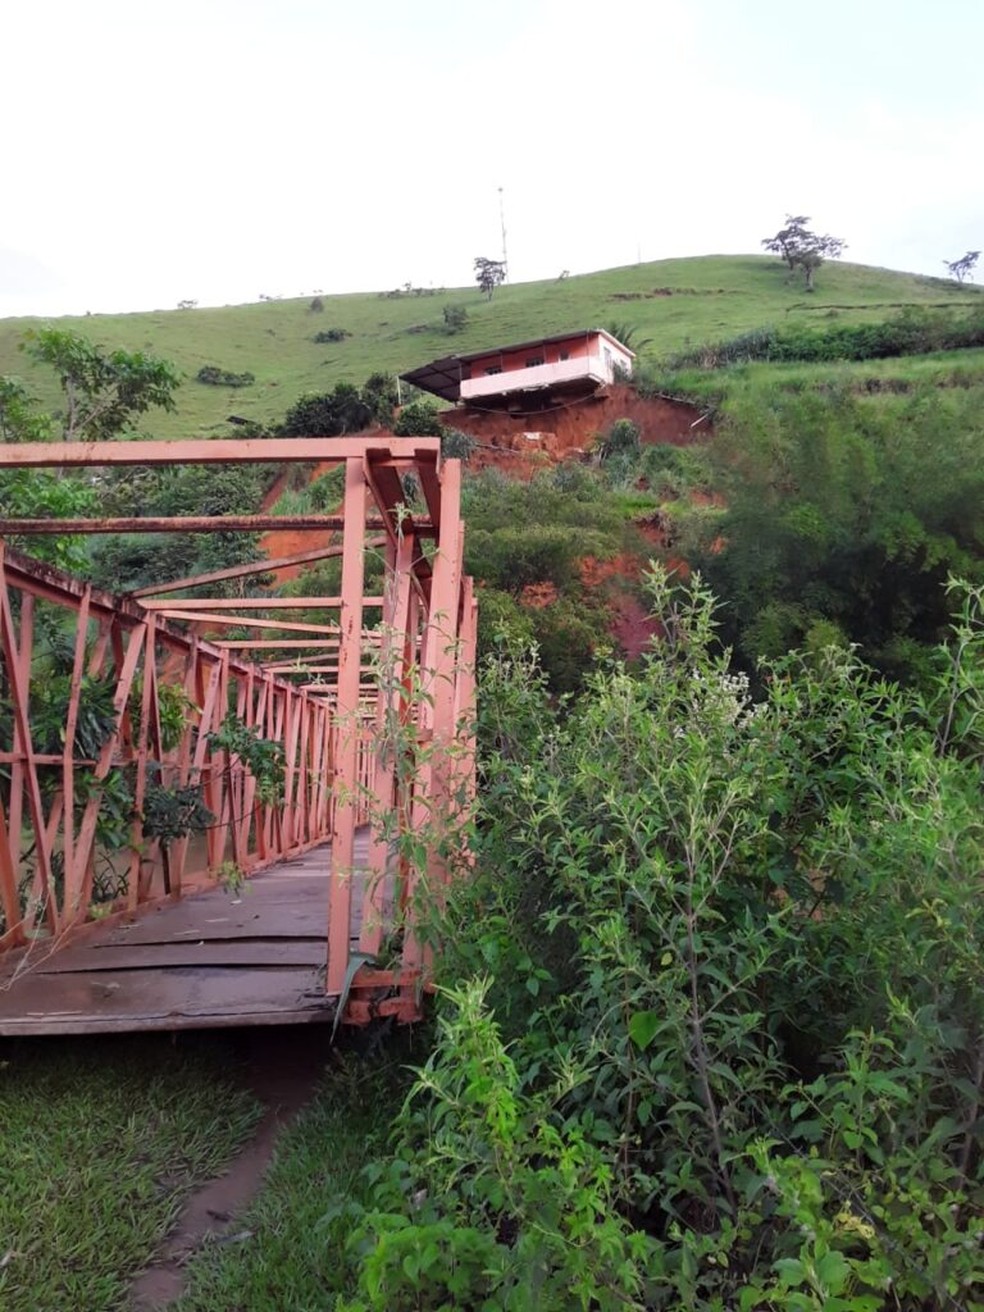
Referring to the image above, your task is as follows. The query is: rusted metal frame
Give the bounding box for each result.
[362,453,433,607]
[455,575,479,817]
[237,674,268,861]
[127,615,158,908]
[0,802,20,945]
[192,656,224,875]
[154,612,347,635]
[128,539,385,599]
[6,589,31,926]
[165,636,203,897]
[140,596,385,611]
[208,651,233,871]
[401,459,463,989]
[280,688,303,852]
[276,663,340,676]
[300,695,317,846]
[308,698,326,839]
[0,435,442,468]
[267,681,288,859]
[414,447,444,535]
[70,619,148,922]
[361,532,415,957]
[0,549,24,937]
[262,679,279,855]
[291,695,308,848]
[225,671,250,872]
[215,638,351,651]
[326,455,368,997]
[0,568,59,934]
[61,587,93,914]
[0,516,419,535]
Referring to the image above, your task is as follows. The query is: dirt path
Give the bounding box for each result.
[129,1026,327,1311]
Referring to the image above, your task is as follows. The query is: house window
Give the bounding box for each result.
[559,351,570,361]
[525,355,545,368]
[484,364,502,375]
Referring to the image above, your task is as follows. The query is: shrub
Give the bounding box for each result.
[309,296,324,312]
[392,399,443,437]
[442,304,468,334]
[414,568,984,1308]
[596,417,641,461]
[196,365,255,387]
[313,327,349,343]
[283,383,371,436]
[440,427,476,460]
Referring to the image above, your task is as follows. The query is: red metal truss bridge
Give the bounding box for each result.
[0,437,476,1034]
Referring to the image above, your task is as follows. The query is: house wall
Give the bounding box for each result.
[459,332,635,403]
[462,334,593,381]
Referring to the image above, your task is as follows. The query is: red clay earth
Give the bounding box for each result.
[446,384,707,476]
[256,391,709,659]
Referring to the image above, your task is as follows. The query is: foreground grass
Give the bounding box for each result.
[174,1040,416,1312]
[1,255,979,440]
[0,1034,261,1312]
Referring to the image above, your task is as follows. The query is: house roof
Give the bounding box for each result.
[400,328,634,402]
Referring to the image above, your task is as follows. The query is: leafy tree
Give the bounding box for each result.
[761,213,846,291]
[944,249,980,284]
[282,383,372,436]
[23,328,180,440]
[442,304,468,334]
[392,398,443,437]
[0,377,51,444]
[361,372,398,427]
[473,256,506,300]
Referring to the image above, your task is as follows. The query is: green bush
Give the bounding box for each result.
[313,327,349,343]
[392,399,443,437]
[407,568,984,1309]
[667,305,984,371]
[440,427,475,460]
[196,365,255,387]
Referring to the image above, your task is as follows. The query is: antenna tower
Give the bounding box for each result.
[498,186,508,279]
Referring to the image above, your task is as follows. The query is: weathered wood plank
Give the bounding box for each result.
[33,940,328,974]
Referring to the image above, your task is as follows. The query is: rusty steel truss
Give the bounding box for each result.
[0,437,476,1028]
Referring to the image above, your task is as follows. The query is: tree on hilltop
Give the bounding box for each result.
[944,250,980,284]
[474,256,506,301]
[762,214,846,292]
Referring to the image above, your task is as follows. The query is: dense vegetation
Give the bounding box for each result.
[330,569,984,1309]
[5,256,984,1307]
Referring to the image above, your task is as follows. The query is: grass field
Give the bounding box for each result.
[0,1034,260,1312]
[1,255,980,440]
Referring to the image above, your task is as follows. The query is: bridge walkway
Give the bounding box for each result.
[0,832,381,1035]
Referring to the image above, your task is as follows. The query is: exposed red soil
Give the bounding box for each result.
[253,390,711,659]
[519,581,560,609]
[441,384,707,477]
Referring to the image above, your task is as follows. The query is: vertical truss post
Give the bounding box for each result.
[402,458,464,985]
[327,456,368,997]
[360,532,415,956]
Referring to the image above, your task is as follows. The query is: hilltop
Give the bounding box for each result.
[1,255,981,438]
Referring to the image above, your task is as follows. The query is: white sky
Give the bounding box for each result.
[2,0,982,317]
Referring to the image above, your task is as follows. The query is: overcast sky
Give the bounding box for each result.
[2,0,981,318]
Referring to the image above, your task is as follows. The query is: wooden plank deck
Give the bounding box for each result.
[0,835,370,1036]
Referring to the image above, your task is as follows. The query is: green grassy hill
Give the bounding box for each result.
[1,255,981,439]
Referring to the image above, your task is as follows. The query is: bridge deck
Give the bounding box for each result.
[0,836,368,1036]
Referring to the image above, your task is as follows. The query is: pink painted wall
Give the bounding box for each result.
[463,333,597,381]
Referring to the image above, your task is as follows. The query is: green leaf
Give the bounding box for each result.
[628,1010,661,1051]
